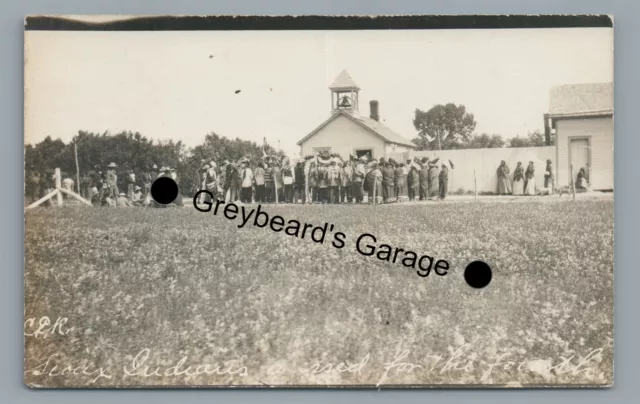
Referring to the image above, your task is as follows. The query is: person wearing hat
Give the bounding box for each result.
[316,161,328,204]
[352,158,365,204]
[116,192,133,207]
[381,161,394,203]
[395,162,406,202]
[294,160,306,204]
[197,163,212,204]
[90,186,101,207]
[124,169,136,200]
[221,160,238,203]
[254,161,266,203]
[141,165,153,199]
[281,157,295,204]
[307,161,318,203]
[239,160,254,203]
[169,167,178,182]
[340,160,353,203]
[365,162,383,205]
[272,159,283,203]
[150,164,159,183]
[327,160,341,204]
[131,185,143,206]
[106,162,119,200]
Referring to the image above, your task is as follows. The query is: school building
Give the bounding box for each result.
[296,70,417,161]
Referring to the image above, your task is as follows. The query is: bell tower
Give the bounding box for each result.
[329,70,360,115]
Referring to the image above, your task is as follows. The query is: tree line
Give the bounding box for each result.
[24,130,282,195]
[25,103,549,194]
[411,103,551,150]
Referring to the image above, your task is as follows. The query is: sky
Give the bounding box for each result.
[24,28,613,157]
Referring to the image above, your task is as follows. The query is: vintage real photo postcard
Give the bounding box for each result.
[24,15,614,388]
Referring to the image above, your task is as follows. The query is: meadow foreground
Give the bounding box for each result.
[24,200,614,387]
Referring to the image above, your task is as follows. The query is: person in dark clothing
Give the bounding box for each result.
[419,158,430,201]
[294,161,306,203]
[439,163,449,200]
[408,164,419,201]
[382,162,394,203]
[264,163,274,203]
[393,163,404,202]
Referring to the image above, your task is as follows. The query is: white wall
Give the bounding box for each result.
[411,147,556,193]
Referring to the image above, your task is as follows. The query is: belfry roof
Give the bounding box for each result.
[329,70,360,90]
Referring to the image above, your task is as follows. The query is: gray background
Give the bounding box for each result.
[4,0,637,402]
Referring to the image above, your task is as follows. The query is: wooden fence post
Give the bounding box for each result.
[74,142,81,195]
[55,168,63,206]
[474,169,478,202]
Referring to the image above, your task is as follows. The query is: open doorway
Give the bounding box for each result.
[354,149,373,161]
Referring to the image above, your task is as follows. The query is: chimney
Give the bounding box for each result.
[369,100,380,121]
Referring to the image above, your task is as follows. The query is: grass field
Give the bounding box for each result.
[24,200,614,387]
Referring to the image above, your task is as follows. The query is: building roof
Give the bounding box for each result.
[329,70,360,90]
[548,82,613,117]
[297,110,417,149]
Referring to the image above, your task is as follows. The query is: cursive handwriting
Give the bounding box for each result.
[24,316,72,338]
[24,346,607,385]
[376,350,423,387]
[25,353,112,384]
[123,348,249,378]
[299,353,370,376]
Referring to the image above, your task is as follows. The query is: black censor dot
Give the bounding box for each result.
[151,177,179,205]
[464,260,492,288]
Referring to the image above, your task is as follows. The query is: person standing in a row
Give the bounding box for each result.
[408,162,419,201]
[524,161,536,195]
[381,162,394,203]
[394,162,404,202]
[428,160,440,199]
[294,160,306,203]
[365,162,383,204]
[352,158,365,203]
[254,162,266,203]
[544,159,554,191]
[341,161,353,203]
[512,162,525,196]
[281,157,295,203]
[106,162,119,200]
[419,158,429,201]
[439,163,449,200]
[496,160,512,195]
[240,160,254,203]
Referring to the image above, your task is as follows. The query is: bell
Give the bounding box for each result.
[339,95,351,108]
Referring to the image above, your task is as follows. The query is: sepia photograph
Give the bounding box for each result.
[24,16,614,388]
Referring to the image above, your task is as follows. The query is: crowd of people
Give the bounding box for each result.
[495,159,589,195]
[25,154,592,209]
[196,154,453,205]
[25,162,183,208]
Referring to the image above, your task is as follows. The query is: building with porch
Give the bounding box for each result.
[297,70,417,161]
[545,82,614,190]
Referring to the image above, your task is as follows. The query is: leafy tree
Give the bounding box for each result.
[25,130,287,196]
[412,103,477,150]
[508,130,547,148]
[464,133,506,149]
